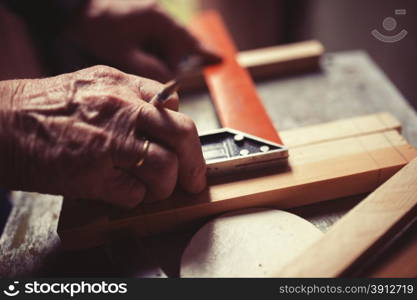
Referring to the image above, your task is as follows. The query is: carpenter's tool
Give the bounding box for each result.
[200,128,287,176]
[148,52,288,176]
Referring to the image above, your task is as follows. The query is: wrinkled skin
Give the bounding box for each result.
[66,0,220,81]
[0,66,206,208]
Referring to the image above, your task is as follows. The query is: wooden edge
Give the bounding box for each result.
[57,198,110,250]
[180,40,324,92]
[276,157,417,278]
[281,112,401,148]
[58,128,417,250]
[56,113,406,249]
[377,112,402,134]
[237,40,323,81]
[125,130,415,235]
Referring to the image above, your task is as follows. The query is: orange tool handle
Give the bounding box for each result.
[191,11,283,144]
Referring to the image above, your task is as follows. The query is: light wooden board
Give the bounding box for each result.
[180,40,323,92]
[281,112,400,148]
[237,40,324,81]
[276,157,417,277]
[58,113,417,250]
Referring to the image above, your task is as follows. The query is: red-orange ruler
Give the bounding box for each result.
[191,11,283,144]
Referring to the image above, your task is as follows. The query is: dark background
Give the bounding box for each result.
[1,0,416,110]
[201,0,417,111]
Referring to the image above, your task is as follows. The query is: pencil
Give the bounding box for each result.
[148,55,204,106]
[149,80,181,106]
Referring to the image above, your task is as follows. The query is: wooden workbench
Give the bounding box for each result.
[1,51,417,277]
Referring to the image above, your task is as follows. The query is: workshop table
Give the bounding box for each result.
[1,51,417,277]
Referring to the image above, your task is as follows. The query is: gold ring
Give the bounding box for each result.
[136,139,150,167]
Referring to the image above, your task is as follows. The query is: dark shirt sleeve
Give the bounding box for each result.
[2,0,88,74]
[3,0,86,37]
[0,188,11,236]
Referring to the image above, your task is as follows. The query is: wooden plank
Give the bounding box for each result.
[281,112,401,148]
[237,40,323,81]
[180,40,324,92]
[276,157,417,278]
[58,126,417,250]
[190,11,282,143]
[56,113,408,249]
[136,130,413,230]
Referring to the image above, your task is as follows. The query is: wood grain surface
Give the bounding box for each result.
[57,115,417,250]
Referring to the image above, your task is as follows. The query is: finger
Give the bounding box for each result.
[101,171,146,208]
[105,103,150,168]
[106,94,177,170]
[119,49,173,82]
[133,142,178,202]
[111,132,147,169]
[161,94,179,111]
[132,75,179,111]
[136,103,206,194]
[109,118,179,202]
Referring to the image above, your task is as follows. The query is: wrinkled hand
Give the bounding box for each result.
[67,0,219,81]
[0,65,206,207]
